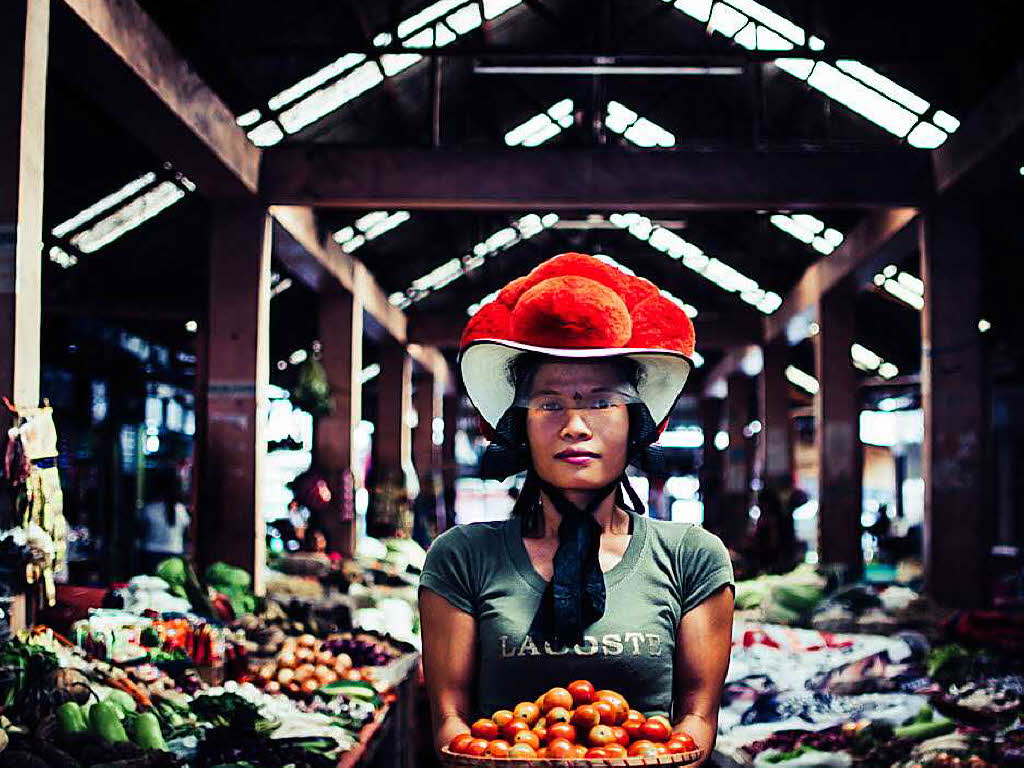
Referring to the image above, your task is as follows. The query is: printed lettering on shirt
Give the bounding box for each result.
[574,636,599,655]
[518,635,541,656]
[543,641,570,655]
[601,634,623,655]
[498,632,667,658]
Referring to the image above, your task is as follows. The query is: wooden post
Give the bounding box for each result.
[698,397,724,534]
[723,373,755,545]
[370,340,412,536]
[198,203,271,590]
[0,0,47,410]
[814,283,863,577]
[441,391,459,531]
[412,372,442,536]
[759,338,793,491]
[920,201,988,607]
[315,287,363,557]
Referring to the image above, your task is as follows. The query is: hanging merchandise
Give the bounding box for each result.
[1,402,69,607]
[291,357,333,417]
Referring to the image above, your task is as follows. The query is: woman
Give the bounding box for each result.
[420,253,734,763]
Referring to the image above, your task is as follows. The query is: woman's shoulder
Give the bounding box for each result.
[426,519,510,557]
[644,519,730,567]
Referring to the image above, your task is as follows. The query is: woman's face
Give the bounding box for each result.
[525,361,631,492]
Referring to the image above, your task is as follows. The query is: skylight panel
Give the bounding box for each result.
[606,101,675,147]
[906,122,947,149]
[235,109,262,127]
[786,365,819,394]
[381,53,424,77]
[835,60,929,114]
[52,172,156,238]
[673,0,712,23]
[247,122,285,147]
[333,210,411,253]
[397,0,465,37]
[447,3,483,33]
[724,0,804,44]
[807,62,919,138]
[268,54,367,112]
[505,100,575,146]
[71,181,185,253]
[770,213,844,255]
[932,111,960,132]
[708,2,747,37]
[278,61,385,134]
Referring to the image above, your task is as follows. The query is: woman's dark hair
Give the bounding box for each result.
[505,353,647,536]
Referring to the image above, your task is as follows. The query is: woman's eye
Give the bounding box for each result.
[538,400,563,411]
[592,399,612,409]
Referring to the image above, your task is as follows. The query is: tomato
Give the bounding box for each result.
[513,730,540,750]
[571,704,601,730]
[587,724,616,746]
[547,722,577,743]
[585,748,609,759]
[536,747,548,759]
[610,726,629,746]
[546,738,575,759]
[486,740,511,757]
[653,743,670,755]
[466,738,489,756]
[471,719,500,740]
[507,743,537,759]
[503,718,530,741]
[492,709,515,728]
[546,706,572,725]
[628,740,660,757]
[640,718,671,743]
[542,687,574,713]
[513,701,541,726]
[594,691,629,724]
[531,723,547,743]
[567,680,595,706]
[603,743,628,758]
[535,694,546,711]
[592,700,616,726]
[668,732,697,752]
[573,745,588,758]
[623,714,646,739]
[448,733,474,754]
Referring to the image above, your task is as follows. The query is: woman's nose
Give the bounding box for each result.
[560,408,593,440]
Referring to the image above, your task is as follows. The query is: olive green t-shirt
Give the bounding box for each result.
[419,512,733,720]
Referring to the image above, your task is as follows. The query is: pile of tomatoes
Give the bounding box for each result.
[447,680,697,761]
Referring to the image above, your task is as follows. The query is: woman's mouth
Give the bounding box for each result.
[555,450,600,466]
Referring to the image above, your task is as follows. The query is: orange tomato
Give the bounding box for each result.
[571,704,601,730]
[593,700,617,726]
[513,701,541,726]
[507,743,537,759]
[471,719,499,740]
[547,722,577,743]
[531,723,547,743]
[465,738,489,756]
[567,680,595,706]
[492,709,515,728]
[573,745,588,758]
[640,718,671,742]
[513,730,541,750]
[448,733,474,754]
[585,748,609,759]
[542,687,574,713]
[627,740,660,757]
[587,724,616,747]
[546,706,572,724]
[610,726,629,746]
[536,747,548,759]
[502,718,530,742]
[594,690,629,724]
[486,740,511,757]
[603,743,628,758]
[546,738,575,759]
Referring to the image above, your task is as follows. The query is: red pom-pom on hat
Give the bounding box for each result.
[512,276,632,348]
[628,295,696,357]
[515,252,656,310]
[459,301,512,348]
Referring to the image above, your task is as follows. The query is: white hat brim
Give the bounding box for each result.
[460,339,693,429]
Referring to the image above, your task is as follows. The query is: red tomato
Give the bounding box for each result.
[492,710,515,728]
[623,714,646,740]
[546,706,572,725]
[585,748,609,759]
[465,738,489,756]
[668,732,697,752]
[627,740,659,757]
[603,744,628,758]
[471,719,499,740]
[486,740,511,757]
[610,726,629,746]
[536,747,548,759]
[531,723,547,743]
[542,687,574,713]
[573,745,588,758]
[592,700,616,726]
[547,722,577,743]
[594,691,629,725]
[587,724,616,747]
[508,743,537,759]
[546,738,575,759]
[503,719,530,741]
[513,701,541,726]
[571,705,601,730]
[653,743,670,755]
[448,733,474,754]
[513,730,540,750]
[640,718,671,742]
[567,680,595,706]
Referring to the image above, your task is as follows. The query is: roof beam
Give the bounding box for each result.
[764,207,919,344]
[54,0,260,196]
[261,147,932,210]
[933,60,1024,195]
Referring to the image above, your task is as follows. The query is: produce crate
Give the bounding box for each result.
[439,747,704,768]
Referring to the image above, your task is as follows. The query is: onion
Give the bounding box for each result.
[316,651,334,666]
[333,653,353,672]
[295,648,314,664]
[298,634,317,648]
[265,680,281,694]
[301,678,319,694]
[277,651,297,669]
[314,665,337,684]
[257,664,276,681]
[344,668,363,681]
[294,663,316,682]
[277,668,295,685]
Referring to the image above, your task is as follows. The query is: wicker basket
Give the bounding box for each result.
[439,746,704,768]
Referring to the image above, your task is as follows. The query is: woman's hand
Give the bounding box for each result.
[420,586,478,751]
[672,585,734,766]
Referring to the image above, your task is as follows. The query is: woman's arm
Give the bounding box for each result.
[672,585,734,765]
[419,586,478,751]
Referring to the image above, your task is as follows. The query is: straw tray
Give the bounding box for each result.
[440,746,704,768]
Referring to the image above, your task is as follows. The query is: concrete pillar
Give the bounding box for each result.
[198,203,271,589]
[814,283,863,577]
[0,0,47,410]
[441,391,459,530]
[698,397,724,534]
[314,287,362,557]
[369,340,412,536]
[723,373,755,545]
[759,338,793,491]
[920,202,987,607]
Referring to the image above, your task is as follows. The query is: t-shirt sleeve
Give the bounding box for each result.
[677,525,735,616]
[419,526,477,615]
